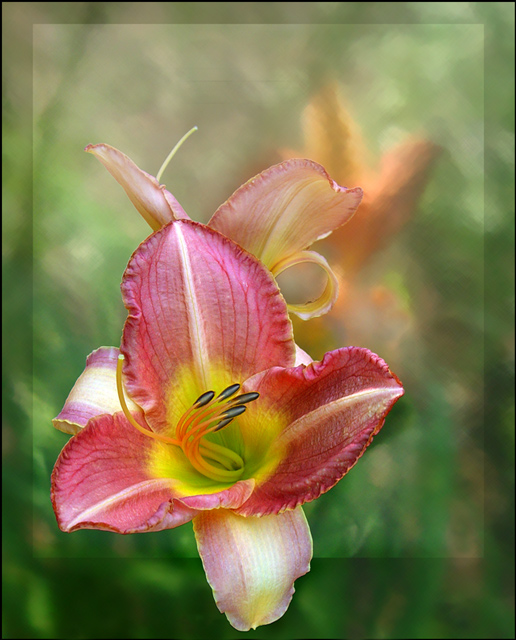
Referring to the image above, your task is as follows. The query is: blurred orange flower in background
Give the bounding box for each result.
[280,82,441,365]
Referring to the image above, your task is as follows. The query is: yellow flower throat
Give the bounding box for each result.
[116,355,258,483]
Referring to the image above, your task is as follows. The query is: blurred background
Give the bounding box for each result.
[3,2,514,638]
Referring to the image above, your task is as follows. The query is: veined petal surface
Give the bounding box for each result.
[208,159,363,271]
[193,507,312,631]
[121,220,295,432]
[51,413,197,533]
[51,412,256,533]
[237,347,404,516]
[85,143,189,230]
[52,346,138,435]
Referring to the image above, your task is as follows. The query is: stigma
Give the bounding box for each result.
[116,355,259,483]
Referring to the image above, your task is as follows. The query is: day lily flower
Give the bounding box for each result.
[52,220,403,631]
[85,132,363,320]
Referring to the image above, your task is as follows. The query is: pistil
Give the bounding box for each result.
[156,126,198,182]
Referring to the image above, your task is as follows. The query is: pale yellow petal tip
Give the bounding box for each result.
[84,143,106,155]
[287,297,335,321]
[52,418,82,436]
[273,250,339,321]
[225,595,293,632]
[224,575,310,630]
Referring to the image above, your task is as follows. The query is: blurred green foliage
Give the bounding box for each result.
[3,2,514,638]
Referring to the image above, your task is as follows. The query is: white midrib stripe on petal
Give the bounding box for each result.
[175,224,209,389]
[279,386,404,442]
[66,478,174,529]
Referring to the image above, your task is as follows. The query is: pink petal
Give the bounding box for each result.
[208,159,363,271]
[193,507,312,631]
[294,344,313,366]
[178,479,255,511]
[236,347,404,516]
[85,143,189,230]
[120,220,295,432]
[52,347,138,435]
[51,412,198,533]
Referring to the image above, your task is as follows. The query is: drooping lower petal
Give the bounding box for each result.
[85,143,189,230]
[193,507,312,631]
[236,347,404,516]
[272,249,339,320]
[52,347,139,435]
[208,159,362,273]
[121,220,295,432]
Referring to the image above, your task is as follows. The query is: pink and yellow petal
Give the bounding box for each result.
[193,507,312,631]
[120,220,295,433]
[51,412,198,533]
[52,346,139,435]
[208,159,362,271]
[51,412,256,533]
[236,347,404,516]
[272,249,339,320]
[85,143,189,231]
[177,479,255,511]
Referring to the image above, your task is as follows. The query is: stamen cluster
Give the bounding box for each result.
[116,355,259,482]
[175,383,259,482]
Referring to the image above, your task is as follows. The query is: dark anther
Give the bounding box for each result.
[221,405,247,420]
[194,390,215,407]
[213,417,234,432]
[232,392,260,406]
[217,383,241,401]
